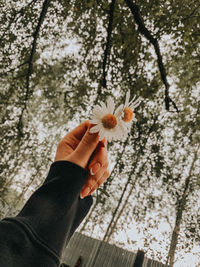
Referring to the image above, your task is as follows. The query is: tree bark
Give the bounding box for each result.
[17,0,52,136]
[124,0,178,112]
[166,145,199,266]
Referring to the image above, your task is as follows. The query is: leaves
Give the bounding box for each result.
[0,0,200,265]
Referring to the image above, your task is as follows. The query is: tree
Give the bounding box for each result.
[0,0,200,265]
[166,144,200,266]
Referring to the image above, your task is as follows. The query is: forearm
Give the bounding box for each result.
[0,161,93,267]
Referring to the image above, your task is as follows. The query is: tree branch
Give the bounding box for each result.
[17,0,52,136]
[101,0,116,89]
[0,61,28,78]
[124,0,179,112]
[182,2,200,21]
[0,0,38,44]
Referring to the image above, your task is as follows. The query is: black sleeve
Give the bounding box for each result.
[0,161,93,267]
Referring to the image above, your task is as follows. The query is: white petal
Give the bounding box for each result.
[93,109,102,117]
[130,98,141,109]
[100,101,109,114]
[130,102,140,109]
[93,105,102,114]
[108,129,114,142]
[108,133,112,142]
[92,115,102,121]
[107,97,115,114]
[125,90,130,107]
[99,136,103,141]
[90,117,102,124]
[128,96,136,105]
[90,124,102,133]
[99,127,106,140]
[100,127,105,134]
[91,111,103,121]
[131,113,137,122]
[120,121,127,130]
[115,104,124,117]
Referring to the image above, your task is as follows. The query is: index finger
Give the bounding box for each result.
[63,120,91,142]
[87,138,108,170]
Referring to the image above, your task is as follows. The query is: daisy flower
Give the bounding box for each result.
[89,97,128,142]
[115,90,141,131]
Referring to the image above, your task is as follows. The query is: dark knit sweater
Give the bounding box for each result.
[0,161,93,267]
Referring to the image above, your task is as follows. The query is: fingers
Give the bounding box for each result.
[80,168,110,198]
[62,120,91,150]
[55,121,91,162]
[88,138,107,173]
[80,138,109,198]
[66,121,99,168]
[66,120,90,141]
[68,126,99,168]
[57,120,100,168]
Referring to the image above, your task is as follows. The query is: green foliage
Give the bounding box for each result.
[0,0,200,265]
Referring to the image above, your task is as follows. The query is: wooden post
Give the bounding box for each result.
[74,256,82,267]
[60,263,70,267]
[133,250,145,267]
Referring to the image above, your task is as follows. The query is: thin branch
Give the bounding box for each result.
[182,3,200,21]
[0,61,28,78]
[17,0,52,136]
[105,138,129,187]
[103,169,132,242]
[106,159,147,242]
[0,0,38,44]
[101,0,116,89]
[93,0,116,106]
[124,0,179,112]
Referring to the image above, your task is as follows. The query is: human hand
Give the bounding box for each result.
[54,121,110,198]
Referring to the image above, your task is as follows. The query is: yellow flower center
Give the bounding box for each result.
[122,107,133,122]
[102,114,117,129]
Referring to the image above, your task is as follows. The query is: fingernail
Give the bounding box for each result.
[90,162,101,175]
[100,138,107,148]
[103,138,107,147]
[81,187,91,198]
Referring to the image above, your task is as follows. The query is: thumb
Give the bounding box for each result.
[68,126,99,168]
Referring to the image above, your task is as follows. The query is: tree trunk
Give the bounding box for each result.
[103,116,159,242]
[106,161,146,242]
[166,145,199,266]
